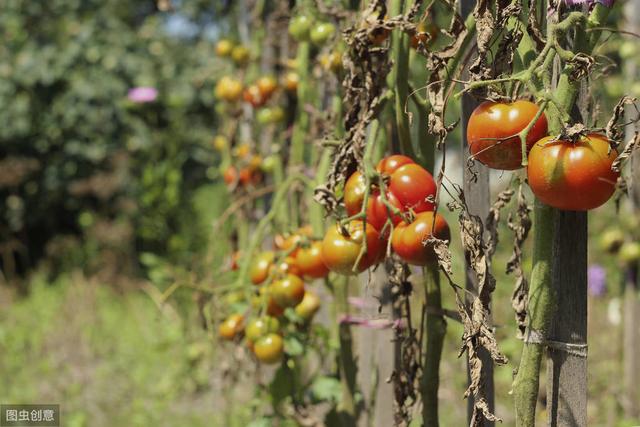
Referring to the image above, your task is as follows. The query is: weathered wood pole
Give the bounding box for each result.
[622,0,640,419]
[459,0,495,424]
[545,9,589,426]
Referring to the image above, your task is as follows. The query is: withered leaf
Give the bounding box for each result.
[605,96,638,146]
[612,131,640,173]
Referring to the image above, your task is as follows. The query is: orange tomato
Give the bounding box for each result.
[256,76,278,99]
[296,241,330,279]
[271,274,305,308]
[321,221,383,275]
[250,251,275,285]
[219,313,244,340]
[253,333,284,364]
[294,290,321,321]
[282,72,300,92]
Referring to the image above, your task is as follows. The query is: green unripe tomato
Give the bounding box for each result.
[231,45,250,66]
[599,228,625,253]
[224,291,245,305]
[289,15,313,41]
[310,22,336,45]
[257,108,273,124]
[261,155,277,173]
[245,316,280,342]
[620,41,636,59]
[618,241,640,264]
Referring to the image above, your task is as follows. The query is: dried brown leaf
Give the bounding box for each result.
[612,131,640,173]
[605,96,638,145]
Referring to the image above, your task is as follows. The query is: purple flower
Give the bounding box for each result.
[588,264,607,297]
[347,296,377,309]
[127,87,158,103]
[338,314,405,330]
[564,0,614,7]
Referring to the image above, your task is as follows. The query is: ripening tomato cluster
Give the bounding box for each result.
[214,36,291,123]
[599,226,640,265]
[321,155,451,273]
[215,141,267,189]
[467,100,619,211]
[219,226,325,364]
[215,39,250,66]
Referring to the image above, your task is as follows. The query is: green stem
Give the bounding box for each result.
[389,0,415,159]
[513,200,555,426]
[289,41,312,228]
[272,154,288,230]
[335,276,358,426]
[421,263,446,427]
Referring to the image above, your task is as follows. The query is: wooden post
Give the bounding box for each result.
[546,211,588,427]
[546,21,589,426]
[622,0,640,418]
[459,1,495,423]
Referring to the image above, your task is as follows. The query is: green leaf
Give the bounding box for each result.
[310,376,342,403]
[284,335,304,357]
[269,365,294,407]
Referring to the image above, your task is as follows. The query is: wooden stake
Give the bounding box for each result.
[459,1,495,424]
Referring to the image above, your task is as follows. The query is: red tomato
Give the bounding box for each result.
[366,190,403,232]
[250,251,275,285]
[527,134,619,211]
[229,250,241,270]
[391,212,451,266]
[376,154,415,174]
[388,164,437,214]
[253,333,284,364]
[267,296,285,317]
[270,274,305,308]
[321,221,383,275]
[239,167,261,186]
[467,100,548,170]
[223,166,238,185]
[296,241,330,279]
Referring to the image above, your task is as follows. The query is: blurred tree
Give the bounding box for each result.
[0,0,232,279]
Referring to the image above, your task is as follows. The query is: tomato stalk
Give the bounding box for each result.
[421,262,446,427]
[334,275,359,425]
[389,0,416,159]
[513,4,611,425]
[289,40,312,228]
